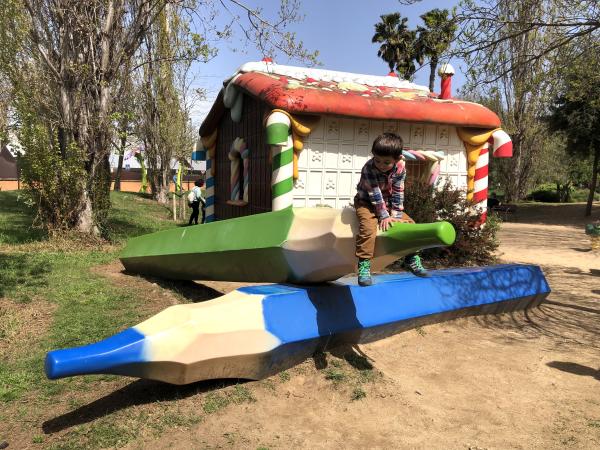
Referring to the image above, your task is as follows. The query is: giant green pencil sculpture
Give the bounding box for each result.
[120,208,456,283]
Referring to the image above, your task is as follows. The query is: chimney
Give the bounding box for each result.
[438,63,455,99]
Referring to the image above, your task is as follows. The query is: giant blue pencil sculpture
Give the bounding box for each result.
[45,264,550,385]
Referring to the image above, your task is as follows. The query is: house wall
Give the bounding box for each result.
[211,102,469,220]
[0,180,19,190]
[293,117,467,208]
[214,94,272,220]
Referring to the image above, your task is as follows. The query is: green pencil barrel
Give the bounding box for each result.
[381,221,456,253]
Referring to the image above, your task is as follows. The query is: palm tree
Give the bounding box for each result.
[372,13,418,80]
[416,9,457,91]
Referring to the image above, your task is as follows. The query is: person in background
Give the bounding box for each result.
[188,179,206,226]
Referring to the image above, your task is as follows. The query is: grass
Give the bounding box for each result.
[0,190,191,448]
[202,385,256,414]
[321,351,382,400]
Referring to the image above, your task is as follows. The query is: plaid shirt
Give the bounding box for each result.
[356,158,405,220]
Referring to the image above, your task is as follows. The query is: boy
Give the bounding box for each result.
[188,179,206,225]
[354,133,428,286]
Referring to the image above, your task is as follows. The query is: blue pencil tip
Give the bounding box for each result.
[44,328,147,379]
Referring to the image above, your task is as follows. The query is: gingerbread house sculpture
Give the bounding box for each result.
[195,60,512,223]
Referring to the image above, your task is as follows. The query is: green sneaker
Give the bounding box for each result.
[357,259,373,286]
[404,254,429,277]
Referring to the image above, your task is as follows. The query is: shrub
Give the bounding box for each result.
[399,180,500,268]
[527,184,560,202]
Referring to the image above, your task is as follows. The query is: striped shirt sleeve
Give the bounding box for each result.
[390,165,405,218]
[362,164,390,220]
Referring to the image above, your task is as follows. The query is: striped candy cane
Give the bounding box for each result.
[204,155,215,223]
[457,127,513,224]
[241,142,250,203]
[490,129,513,157]
[266,111,294,211]
[198,131,217,223]
[472,144,490,222]
[229,143,241,202]
[228,138,250,204]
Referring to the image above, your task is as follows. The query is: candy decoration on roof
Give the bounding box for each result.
[228,137,250,206]
[457,127,513,223]
[224,74,244,123]
[266,111,294,211]
[236,61,431,92]
[438,63,455,100]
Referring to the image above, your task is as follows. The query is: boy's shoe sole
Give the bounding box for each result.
[410,270,430,278]
[358,277,373,286]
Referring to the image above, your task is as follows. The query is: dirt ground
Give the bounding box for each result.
[119,202,599,450]
[7,203,600,449]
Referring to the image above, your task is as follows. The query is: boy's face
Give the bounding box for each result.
[372,154,398,173]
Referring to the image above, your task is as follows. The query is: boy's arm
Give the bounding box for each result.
[390,168,405,218]
[363,167,390,220]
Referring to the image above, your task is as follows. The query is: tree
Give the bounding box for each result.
[400,0,599,81]
[0,0,317,234]
[372,13,418,79]
[111,61,137,193]
[416,9,457,92]
[548,50,600,216]
[458,0,557,202]
[135,5,202,204]
[457,0,599,82]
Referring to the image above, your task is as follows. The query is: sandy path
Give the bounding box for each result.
[126,204,600,450]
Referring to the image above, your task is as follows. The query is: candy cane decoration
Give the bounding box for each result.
[228,138,250,205]
[456,127,513,224]
[266,111,294,211]
[198,130,217,222]
[490,129,513,157]
[473,144,489,222]
[402,149,445,185]
[204,153,215,223]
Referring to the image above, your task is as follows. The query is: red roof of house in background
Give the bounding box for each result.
[199,62,501,136]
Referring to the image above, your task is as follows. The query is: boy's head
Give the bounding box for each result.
[371,133,403,172]
[195,179,204,188]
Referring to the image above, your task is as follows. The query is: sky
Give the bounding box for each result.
[190,0,462,126]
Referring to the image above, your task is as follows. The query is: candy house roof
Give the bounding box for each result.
[199,61,501,135]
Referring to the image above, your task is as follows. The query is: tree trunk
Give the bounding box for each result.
[77,189,99,235]
[586,144,599,217]
[153,164,171,205]
[113,133,127,191]
[429,58,438,92]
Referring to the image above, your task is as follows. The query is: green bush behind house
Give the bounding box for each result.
[400,181,500,268]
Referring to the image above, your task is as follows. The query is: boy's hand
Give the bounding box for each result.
[379,217,393,231]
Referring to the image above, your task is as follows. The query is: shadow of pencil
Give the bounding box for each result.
[546,361,600,380]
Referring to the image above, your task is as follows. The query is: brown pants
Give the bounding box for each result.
[354,197,414,260]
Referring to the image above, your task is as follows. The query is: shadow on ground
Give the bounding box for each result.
[501,202,600,227]
[41,378,243,434]
[469,265,600,350]
[546,361,600,380]
[122,271,224,303]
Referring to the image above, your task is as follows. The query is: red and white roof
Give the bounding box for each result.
[200,61,501,135]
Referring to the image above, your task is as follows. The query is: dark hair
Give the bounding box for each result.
[372,133,403,159]
[195,179,204,187]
